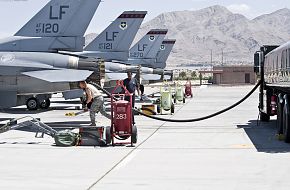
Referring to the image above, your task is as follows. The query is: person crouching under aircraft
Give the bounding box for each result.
[79,81,111,126]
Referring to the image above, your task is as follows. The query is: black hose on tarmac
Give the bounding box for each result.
[90,80,261,123]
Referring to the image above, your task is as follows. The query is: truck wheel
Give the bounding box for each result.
[105,127,112,144]
[131,125,137,144]
[26,97,39,111]
[283,96,290,143]
[277,100,284,134]
[171,104,175,114]
[157,105,161,114]
[39,99,50,109]
[260,112,270,122]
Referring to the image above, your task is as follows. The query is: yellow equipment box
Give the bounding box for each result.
[142,104,156,115]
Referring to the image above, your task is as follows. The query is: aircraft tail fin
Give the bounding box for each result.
[130,29,168,60]
[15,0,101,37]
[155,39,176,69]
[85,11,147,52]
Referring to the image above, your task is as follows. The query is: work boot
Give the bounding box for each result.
[89,123,96,126]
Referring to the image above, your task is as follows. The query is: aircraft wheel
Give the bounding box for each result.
[39,99,51,109]
[26,97,39,111]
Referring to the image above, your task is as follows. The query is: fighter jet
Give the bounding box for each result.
[129,29,169,75]
[0,0,102,110]
[61,11,148,99]
[105,34,176,89]
[105,38,176,84]
[63,14,170,98]
[73,11,169,76]
[83,11,147,62]
[104,29,168,79]
[141,39,176,82]
[155,39,176,69]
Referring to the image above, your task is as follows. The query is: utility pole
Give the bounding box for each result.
[210,49,213,65]
[221,49,224,66]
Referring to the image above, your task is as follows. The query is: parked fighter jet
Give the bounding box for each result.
[104,29,168,77]
[79,11,165,74]
[83,11,147,62]
[141,39,176,82]
[0,0,102,110]
[156,39,176,69]
[106,39,176,82]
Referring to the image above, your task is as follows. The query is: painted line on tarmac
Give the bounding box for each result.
[86,96,193,190]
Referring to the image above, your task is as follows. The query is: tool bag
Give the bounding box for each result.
[54,130,80,147]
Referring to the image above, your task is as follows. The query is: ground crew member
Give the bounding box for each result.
[79,81,110,126]
[123,72,140,124]
[140,84,145,101]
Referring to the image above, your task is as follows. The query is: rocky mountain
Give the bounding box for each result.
[85,33,98,47]
[86,5,290,67]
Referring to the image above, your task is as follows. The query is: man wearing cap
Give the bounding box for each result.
[123,72,140,124]
[79,81,110,126]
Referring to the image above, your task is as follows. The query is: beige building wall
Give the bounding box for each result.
[213,66,256,85]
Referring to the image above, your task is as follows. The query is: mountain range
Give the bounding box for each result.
[86,5,290,67]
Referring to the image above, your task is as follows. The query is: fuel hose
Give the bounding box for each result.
[90,80,261,123]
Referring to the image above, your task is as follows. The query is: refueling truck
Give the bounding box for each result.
[254,44,290,142]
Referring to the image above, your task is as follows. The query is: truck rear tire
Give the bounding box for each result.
[157,105,161,114]
[171,104,175,114]
[277,100,284,135]
[260,112,270,122]
[283,97,290,143]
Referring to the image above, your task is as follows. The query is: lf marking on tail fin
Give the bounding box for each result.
[129,29,168,60]
[15,0,101,37]
[85,11,147,53]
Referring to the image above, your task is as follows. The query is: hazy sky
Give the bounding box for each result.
[0,0,289,37]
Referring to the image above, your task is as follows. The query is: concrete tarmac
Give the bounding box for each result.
[0,85,290,190]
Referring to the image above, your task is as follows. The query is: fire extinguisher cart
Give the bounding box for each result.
[157,81,175,115]
[185,82,193,98]
[111,81,137,146]
[174,82,186,104]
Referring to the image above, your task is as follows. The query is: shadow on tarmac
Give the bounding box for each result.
[0,106,81,115]
[46,121,92,129]
[237,120,290,153]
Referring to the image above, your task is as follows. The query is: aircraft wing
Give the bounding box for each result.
[106,73,136,80]
[142,74,162,81]
[22,69,93,83]
[141,74,171,81]
[111,60,129,65]
[0,60,54,69]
